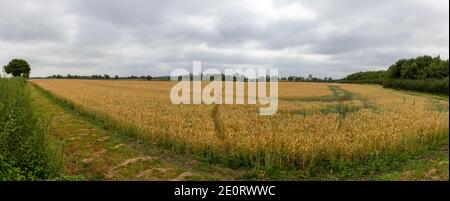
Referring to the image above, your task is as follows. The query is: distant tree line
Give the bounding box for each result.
[342,55,449,94]
[43,73,336,83]
[180,73,335,82]
[44,74,169,81]
[280,74,336,83]
[341,71,385,84]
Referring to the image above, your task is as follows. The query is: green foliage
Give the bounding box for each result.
[339,79,384,84]
[383,78,449,94]
[386,55,448,80]
[344,55,449,94]
[342,70,386,83]
[0,77,60,180]
[3,59,31,78]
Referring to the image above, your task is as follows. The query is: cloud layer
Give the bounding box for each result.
[0,0,448,78]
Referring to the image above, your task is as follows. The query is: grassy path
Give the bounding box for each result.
[29,84,245,181]
[374,145,448,181]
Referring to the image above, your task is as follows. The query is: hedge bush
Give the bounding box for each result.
[382,78,449,95]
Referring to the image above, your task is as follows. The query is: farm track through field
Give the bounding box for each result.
[211,104,225,140]
[279,85,378,119]
[29,84,244,181]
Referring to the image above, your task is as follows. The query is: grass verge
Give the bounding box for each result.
[0,78,62,180]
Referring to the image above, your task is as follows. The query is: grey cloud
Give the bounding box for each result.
[0,0,69,42]
[0,0,448,78]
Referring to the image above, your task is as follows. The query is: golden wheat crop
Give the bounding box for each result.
[31,79,449,169]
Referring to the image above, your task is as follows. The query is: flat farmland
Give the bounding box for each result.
[30,80,449,179]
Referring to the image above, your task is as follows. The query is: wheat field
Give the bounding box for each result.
[31,79,449,169]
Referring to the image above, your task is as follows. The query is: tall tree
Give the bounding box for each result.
[3,59,31,78]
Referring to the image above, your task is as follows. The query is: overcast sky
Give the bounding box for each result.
[0,0,448,78]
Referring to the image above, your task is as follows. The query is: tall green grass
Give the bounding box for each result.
[0,77,60,180]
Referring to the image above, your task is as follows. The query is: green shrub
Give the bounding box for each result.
[343,56,449,94]
[382,78,449,95]
[342,71,386,83]
[339,79,384,85]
